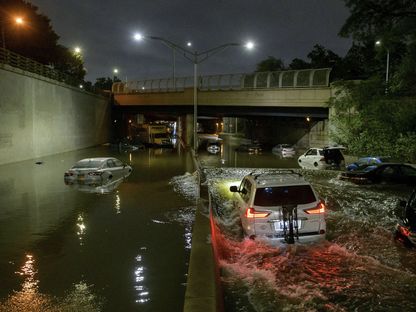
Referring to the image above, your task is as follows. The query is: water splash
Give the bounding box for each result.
[205,167,416,311]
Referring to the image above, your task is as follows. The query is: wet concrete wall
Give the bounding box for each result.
[0,65,111,165]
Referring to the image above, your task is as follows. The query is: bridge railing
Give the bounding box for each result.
[112,68,332,94]
[0,47,82,87]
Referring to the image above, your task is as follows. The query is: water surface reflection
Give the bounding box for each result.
[0,146,194,311]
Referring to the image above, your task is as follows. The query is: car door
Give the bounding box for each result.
[302,148,319,167]
[399,165,416,185]
[106,159,120,181]
[376,165,400,183]
[234,179,252,225]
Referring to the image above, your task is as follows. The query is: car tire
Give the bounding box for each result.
[314,162,318,167]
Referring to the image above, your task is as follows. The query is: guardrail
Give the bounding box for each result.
[112,68,332,94]
[0,47,82,86]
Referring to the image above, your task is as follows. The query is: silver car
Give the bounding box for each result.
[230,170,326,245]
[64,157,132,185]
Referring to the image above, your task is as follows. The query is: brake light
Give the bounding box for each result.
[305,201,326,214]
[245,207,270,218]
[399,226,410,237]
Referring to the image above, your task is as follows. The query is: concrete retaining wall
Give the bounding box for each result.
[0,65,111,165]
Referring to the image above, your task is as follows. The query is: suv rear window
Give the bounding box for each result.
[254,185,316,206]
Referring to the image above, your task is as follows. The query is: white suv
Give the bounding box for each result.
[298,146,345,170]
[230,170,326,245]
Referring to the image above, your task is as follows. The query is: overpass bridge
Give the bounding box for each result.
[112,68,335,146]
[112,68,332,116]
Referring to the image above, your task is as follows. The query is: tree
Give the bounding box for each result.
[94,77,115,91]
[0,0,86,81]
[329,79,416,161]
[339,0,416,41]
[307,44,341,68]
[255,56,285,72]
[288,58,311,70]
[339,0,416,94]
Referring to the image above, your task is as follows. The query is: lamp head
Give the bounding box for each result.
[134,33,144,41]
[244,41,255,50]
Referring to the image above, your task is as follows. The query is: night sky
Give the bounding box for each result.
[29,0,352,83]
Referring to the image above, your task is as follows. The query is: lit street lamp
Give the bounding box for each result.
[1,16,25,50]
[113,68,119,81]
[134,34,197,89]
[134,33,254,151]
[375,40,390,93]
[74,46,82,55]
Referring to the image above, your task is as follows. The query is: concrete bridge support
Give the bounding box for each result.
[185,114,194,147]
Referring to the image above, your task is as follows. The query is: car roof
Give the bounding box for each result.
[78,157,114,162]
[323,146,346,150]
[246,171,309,188]
[358,156,389,160]
[362,163,415,170]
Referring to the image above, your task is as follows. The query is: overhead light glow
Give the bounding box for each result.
[187,42,192,47]
[245,41,255,50]
[114,68,119,74]
[74,47,82,54]
[375,40,381,46]
[134,33,144,41]
[15,17,24,24]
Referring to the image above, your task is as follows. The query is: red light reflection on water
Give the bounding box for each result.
[212,224,416,311]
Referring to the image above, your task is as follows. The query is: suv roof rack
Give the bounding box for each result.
[248,169,303,180]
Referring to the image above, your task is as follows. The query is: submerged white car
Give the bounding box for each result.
[298,146,345,170]
[272,144,296,158]
[230,170,326,245]
[64,157,132,185]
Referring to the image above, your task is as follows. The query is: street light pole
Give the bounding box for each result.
[135,34,254,152]
[375,40,390,94]
[1,24,5,50]
[193,61,198,150]
[385,48,390,87]
[0,17,25,50]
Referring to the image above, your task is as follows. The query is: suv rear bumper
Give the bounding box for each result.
[254,232,326,245]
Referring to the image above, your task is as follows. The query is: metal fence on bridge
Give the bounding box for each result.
[112,68,332,94]
[0,47,81,86]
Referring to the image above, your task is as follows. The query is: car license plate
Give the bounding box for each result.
[274,220,302,231]
[78,174,85,180]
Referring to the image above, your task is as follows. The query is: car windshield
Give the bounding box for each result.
[254,185,316,206]
[73,160,103,169]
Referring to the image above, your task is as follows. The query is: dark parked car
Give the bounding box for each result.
[346,156,390,171]
[395,189,416,247]
[339,163,416,185]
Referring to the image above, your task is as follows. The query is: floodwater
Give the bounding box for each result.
[0,145,196,312]
[3,139,415,312]
[202,162,416,312]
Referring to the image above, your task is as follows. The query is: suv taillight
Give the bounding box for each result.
[305,201,326,214]
[245,207,270,218]
[319,157,326,162]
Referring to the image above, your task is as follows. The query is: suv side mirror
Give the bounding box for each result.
[230,186,238,192]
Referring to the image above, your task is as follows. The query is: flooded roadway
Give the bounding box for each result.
[198,151,416,311]
[0,145,195,312]
[2,140,416,312]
